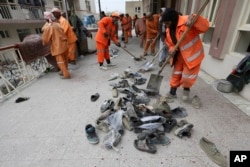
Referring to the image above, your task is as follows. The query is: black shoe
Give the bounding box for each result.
[163,118,177,133]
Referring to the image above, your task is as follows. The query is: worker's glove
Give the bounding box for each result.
[116,42,121,47]
[186,14,195,26]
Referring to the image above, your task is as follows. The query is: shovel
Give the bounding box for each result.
[120,46,142,61]
[139,45,166,72]
[146,0,210,92]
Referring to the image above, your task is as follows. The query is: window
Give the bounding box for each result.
[17,29,31,41]
[54,0,63,9]
[135,7,141,14]
[0,30,10,38]
[233,1,250,55]
[85,0,91,12]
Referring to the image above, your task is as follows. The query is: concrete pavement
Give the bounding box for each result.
[0,33,250,167]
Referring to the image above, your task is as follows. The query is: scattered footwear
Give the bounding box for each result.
[174,123,194,138]
[192,95,202,109]
[100,99,115,112]
[95,120,110,133]
[163,118,177,133]
[165,93,177,103]
[112,87,119,98]
[85,124,99,144]
[199,137,227,167]
[134,138,157,154]
[91,93,100,102]
[148,133,170,145]
[170,107,188,118]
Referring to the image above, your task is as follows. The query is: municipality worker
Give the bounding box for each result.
[162,9,209,101]
[51,8,78,65]
[95,12,121,70]
[42,12,70,79]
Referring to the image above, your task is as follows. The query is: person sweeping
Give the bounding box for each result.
[162,9,209,101]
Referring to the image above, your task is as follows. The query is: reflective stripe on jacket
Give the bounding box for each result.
[165,15,209,69]
[95,17,118,46]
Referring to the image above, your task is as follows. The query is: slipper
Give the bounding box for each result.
[91,93,100,102]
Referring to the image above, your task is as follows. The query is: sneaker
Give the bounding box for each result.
[99,65,108,71]
[182,90,190,102]
[85,124,99,144]
[174,123,194,138]
[199,137,227,167]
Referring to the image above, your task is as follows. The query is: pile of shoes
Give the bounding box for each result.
[86,67,195,153]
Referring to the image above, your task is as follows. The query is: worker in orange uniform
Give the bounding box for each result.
[120,13,128,43]
[51,8,78,65]
[141,12,160,59]
[42,12,70,79]
[135,17,146,48]
[126,13,133,37]
[95,12,121,70]
[162,9,209,101]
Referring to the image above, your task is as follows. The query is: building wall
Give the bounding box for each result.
[126,1,143,17]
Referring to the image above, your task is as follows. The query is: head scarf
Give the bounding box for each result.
[51,7,61,13]
[44,11,55,23]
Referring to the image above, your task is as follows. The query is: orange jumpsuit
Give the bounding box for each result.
[59,16,77,62]
[127,16,133,37]
[144,14,160,54]
[135,18,146,48]
[165,15,209,88]
[42,22,70,78]
[95,17,119,63]
[121,16,129,43]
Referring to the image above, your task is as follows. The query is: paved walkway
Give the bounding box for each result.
[0,33,250,167]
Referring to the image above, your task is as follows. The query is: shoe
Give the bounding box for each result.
[174,123,194,138]
[170,107,188,118]
[85,124,99,144]
[91,93,100,102]
[182,90,190,102]
[148,133,170,145]
[95,120,110,133]
[192,95,202,109]
[199,137,227,167]
[60,76,71,79]
[125,101,138,121]
[163,118,177,133]
[153,98,171,115]
[122,114,133,131]
[134,78,147,85]
[176,119,188,127]
[97,109,112,121]
[113,97,123,111]
[134,138,157,154]
[99,65,108,71]
[112,87,118,98]
[100,99,115,113]
[103,129,121,151]
[133,95,150,105]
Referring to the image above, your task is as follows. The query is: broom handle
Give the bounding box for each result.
[158,0,210,75]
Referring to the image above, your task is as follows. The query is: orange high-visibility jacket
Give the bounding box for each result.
[165,15,209,69]
[59,16,77,44]
[121,17,129,31]
[95,17,119,46]
[146,14,160,39]
[42,22,68,56]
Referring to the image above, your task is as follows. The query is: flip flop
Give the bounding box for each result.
[91,93,100,102]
